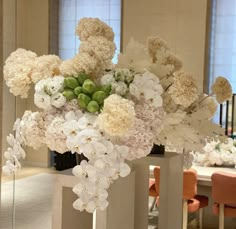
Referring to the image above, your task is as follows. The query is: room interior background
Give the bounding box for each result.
[0,0,214,208]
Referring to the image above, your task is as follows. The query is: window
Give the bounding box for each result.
[58,0,121,63]
[209,0,236,127]
[209,0,236,92]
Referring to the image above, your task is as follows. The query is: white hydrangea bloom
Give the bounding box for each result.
[45,117,68,153]
[118,118,153,160]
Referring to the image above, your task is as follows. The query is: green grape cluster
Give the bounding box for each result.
[62,73,111,113]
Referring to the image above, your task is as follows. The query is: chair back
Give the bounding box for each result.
[211,172,236,205]
[183,169,198,200]
[153,166,160,195]
[153,167,197,199]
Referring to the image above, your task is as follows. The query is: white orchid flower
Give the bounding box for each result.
[97,199,109,211]
[64,110,83,121]
[81,141,107,160]
[77,129,102,145]
[129,71,163,108]
[72,161,97,182]
[62,120,80,137]
[77,113,97,130]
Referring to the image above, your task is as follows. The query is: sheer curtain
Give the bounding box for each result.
[209,0,236,92]
[58,0,121,63]
[209,0,236,124]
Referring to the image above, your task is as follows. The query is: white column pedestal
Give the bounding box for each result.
[132,152,183,229]
[52,152,183,229]
[52,170,135,229]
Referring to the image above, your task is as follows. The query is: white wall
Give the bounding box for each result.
[2,0,50,167]
[122,0,209,91]
[2,0,17,166]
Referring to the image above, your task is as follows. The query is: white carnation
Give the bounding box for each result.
[34,76,65,110]
[34,92,52,110]
[50,93,66,108]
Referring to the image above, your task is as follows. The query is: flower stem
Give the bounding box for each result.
[12,172,16,229]
[164,83,173,92]
[198,93,214,105]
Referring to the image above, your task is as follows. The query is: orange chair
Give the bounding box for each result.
[149,166,160,211]
[152,167,208,229]
[211,172,236,229]
[149,178,158,211]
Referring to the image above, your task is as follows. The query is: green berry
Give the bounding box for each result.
[74,86,83,96]
[78,93,91,109]
[77,73,88,85]
[100,84,111,95]
[64,77,79,89]
[62,89,77,101]
[64,88,72,92]
[82,79,96,94]
[87,101,100,113]
[92,91,107,105]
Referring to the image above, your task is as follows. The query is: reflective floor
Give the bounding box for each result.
[1,167,209,229]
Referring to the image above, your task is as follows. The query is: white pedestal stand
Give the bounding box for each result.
[52,152,183,229]
[52,170,135,229]
[131,152,184,229]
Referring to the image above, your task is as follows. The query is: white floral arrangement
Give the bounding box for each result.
[194,138,236,167]
[2,18,232,213]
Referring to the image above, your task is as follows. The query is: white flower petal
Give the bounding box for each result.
[86,201,96,213]
[119,163,131,177]
[73,199,86,211]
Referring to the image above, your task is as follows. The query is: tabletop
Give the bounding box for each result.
[149,164,236,186]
